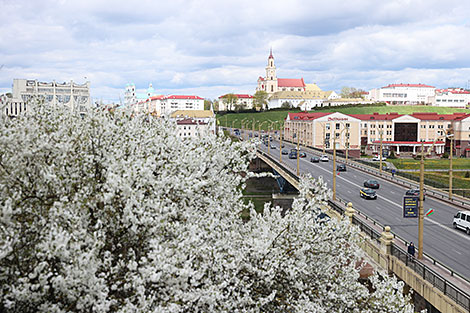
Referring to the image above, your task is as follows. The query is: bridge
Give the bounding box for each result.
[243,130,470,313]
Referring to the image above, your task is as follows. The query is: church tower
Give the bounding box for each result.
[265,48,277,93]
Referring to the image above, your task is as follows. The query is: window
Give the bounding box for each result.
[429,125,434,128]
[325,133,330,139]
[371,130,375,135]
[346,123,350,128]
[326,123,330,130]
[336,123,340,130]
[335,132,340,138]
[421,125,426,128]
[371,124,375,128]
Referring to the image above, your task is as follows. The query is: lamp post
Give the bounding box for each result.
[379,130,384,173]
[323,123,326,154]
[333,126,349,201]
[231,119,238,133]
[241,118,248,140]
[448,131,454,199]
[418,140,425,260]
[296,130,300,176]
[345,125,350,164]
[259,121,267,143]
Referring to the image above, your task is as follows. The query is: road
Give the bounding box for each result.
[255,135,470,280]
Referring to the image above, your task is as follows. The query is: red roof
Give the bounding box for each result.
[164,95,204,100]
[372,140,445,145]
[354,113,402,121]
[286,111,470,122]
[382,83,435,89]
[258,76,264,81]
[288,112,332,120]
[436,88,470,94]
[177,118,207,125]
[278,78,305,88]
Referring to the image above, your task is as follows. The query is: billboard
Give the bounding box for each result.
[403,196,419,218]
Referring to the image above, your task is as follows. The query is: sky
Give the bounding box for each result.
[2,0,470,103]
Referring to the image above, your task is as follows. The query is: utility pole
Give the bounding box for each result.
[333,136,337,201]
[279,127,283,163]
[449,133,454,199]
[379,130,384,173]
[418,141,424,260]
[297,131,300,176]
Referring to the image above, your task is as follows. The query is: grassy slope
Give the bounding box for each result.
[388,158,470,170]
[217,105,469,129]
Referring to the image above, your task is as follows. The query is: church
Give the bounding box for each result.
[256,49,306,94]
[256,50,340,110]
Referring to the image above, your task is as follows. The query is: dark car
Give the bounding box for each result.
[337,164,346,171]
[364,179,380,189]
[288,151,297,159]
[406,188,426,200]
[299,152,307,158]
[310,156,320,163]
[281,149,289,155]
[360,188,377,199]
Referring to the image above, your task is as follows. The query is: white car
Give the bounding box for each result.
[453,211,470,235]
[372,155,386,161]
[320,155,329,162]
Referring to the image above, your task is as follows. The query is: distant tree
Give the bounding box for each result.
[253,90,269,110]
[340,87,366,99]
[222,93,238,111]
[204,99,213,110]
[281,101,292,109]
[213,100,220,112]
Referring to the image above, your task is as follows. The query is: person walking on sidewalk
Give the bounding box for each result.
[407,242,416,261]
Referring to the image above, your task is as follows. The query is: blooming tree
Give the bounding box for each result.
[0,105,415,312]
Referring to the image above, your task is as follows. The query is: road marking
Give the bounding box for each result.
[306,161,470,241]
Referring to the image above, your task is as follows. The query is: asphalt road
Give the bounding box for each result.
[255,135,470,280]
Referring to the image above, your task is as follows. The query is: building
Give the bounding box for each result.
[124,83,159,106]
[284,111,470,158]
[170,110,216,138]
[430,88,470,108]
[369,84,436,105]
[131,94,204,117]
[218,94,254,111]
[3,78,91,116]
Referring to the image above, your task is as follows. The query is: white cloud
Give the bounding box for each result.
[1,0,470,102]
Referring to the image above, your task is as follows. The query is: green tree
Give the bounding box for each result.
[253,90,269,111]
[204,99,212,110]
[222,93,238,111]
[281,101,292,109]
[340,87,366,99]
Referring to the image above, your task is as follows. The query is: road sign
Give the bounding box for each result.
[403,196,419,218]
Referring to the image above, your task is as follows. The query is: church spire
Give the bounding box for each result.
[269,47,274,59]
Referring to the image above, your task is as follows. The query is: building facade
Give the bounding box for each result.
[170,109,216,138]
[369,84,436,105]
[429,88,470,108]
[218,94,254,111]
[284,111,470,158]
[4,79,91,116]
[124,83,159,106]
[135,95,204,116]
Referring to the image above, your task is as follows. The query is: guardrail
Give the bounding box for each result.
[257,148,470,312]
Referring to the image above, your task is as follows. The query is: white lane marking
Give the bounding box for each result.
[390,191,395,194]
[306,161,470,241]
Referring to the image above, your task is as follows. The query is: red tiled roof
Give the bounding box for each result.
[287,111,470,122]
[177,118,207,125]
[258,76,264,81]
[288,112,332,120]
[436,88,470,94]
[278,78,305,88]
[372,140,445,145]
[354,113,402,120]
[382,83,435,89]
[165,95,204,100]
[411,112,466,120]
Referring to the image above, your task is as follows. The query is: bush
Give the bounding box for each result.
[465,171,470,178]
[388,151,396,159]
[443,152,449,159]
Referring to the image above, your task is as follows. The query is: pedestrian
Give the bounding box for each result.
[391,169,396,177]
[407,242,415,258]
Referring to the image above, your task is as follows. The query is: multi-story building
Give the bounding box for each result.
[369,84,436,105]
[170,110,216,138]
[138,95,204,116]
[429,88,470,108]
[3,79,91,116]
[218,94,254,111]
[284,111,470,158]
[124,83,158,106]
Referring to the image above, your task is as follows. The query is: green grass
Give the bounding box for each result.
[388,158,470,170]
[217,105,469,130]
[405,171,470,193]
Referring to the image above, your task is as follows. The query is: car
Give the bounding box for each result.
[453,211,470,235]
[364,179,380,189]
[337,164,346,171]
[299,152,307,158]
[310,156,320,163]
[405,188,426,201]
[372,155,387,161]
[320,155,329,162]
[254,133,259,137]
[281,149,289,155]
[360,188,377,199]
[288,151,297,159]
[281,144,285,148]
[270,144,276,149]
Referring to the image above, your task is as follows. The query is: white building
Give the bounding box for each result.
[133,95,205,116]
[430,88,470,108]
[217,94,254,111]
[267,85,340,110]
[369,83,436,105]
[170,110,216,138]
[4,79,91,116]
[124,83,158,106]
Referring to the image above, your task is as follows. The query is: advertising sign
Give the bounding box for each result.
[403,196,419,218]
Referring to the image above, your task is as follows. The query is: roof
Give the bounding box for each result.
[436,88,470,94]
[305,83,322,92]
[287,112,332,121]
[354,113,402,121]
[372,140,445,145]
[382,83,435,89]
[286,111,470,122]
[165,95,204,100]
[177,118,208,125]
[270,90,326,100]
[410,112,466,121]
[277,78,306,88]
[170,110,214,118]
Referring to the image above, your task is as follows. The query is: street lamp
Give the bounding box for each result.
[231,119,238,133]
[296,131,300,176]
[448,131,455,199]
[333,125,349,201]
[241,118,248,140]
[418,140,425,260]
[379,130,384,173]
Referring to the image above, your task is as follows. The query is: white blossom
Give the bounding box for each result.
[0,105,415,312]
